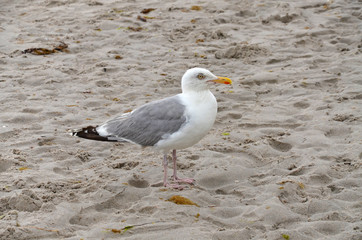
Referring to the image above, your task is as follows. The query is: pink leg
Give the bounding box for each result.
[163,154,183,190]
[172,149,195,184]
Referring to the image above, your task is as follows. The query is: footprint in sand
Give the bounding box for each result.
[268,138,292,152]
[0,159,12,173]
[128,179,149,188]
[293,101,310,109]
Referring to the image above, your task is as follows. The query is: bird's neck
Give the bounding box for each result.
[181,89,214,103]
[182,85,209,94]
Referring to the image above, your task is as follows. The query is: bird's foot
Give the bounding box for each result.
[173,176,195,185]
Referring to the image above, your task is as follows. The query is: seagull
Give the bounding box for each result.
[72,68,232,189]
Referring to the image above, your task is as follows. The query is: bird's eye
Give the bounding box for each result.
[197,73,205,80]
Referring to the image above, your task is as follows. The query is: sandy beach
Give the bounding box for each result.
[0,0,361,239]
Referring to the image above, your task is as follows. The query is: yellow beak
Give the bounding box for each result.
[209,77,232,85]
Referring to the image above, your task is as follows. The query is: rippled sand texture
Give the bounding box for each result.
[0,0,361,239]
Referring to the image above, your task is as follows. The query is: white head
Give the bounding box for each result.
[181,68,232,93]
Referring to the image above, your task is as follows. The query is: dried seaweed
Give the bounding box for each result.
[137,15,147,22]
[191,6,202,11]
[18,167,30,171]
[106,221,165,235]
[282,234,290,240]
[278,180,305,189]
[167,195,199,206]
[141,8,156,14]
[107,226,134,234]
[127,26,143,32]
[22,42,68,55]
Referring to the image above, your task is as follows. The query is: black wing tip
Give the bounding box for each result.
[72,126,116,142]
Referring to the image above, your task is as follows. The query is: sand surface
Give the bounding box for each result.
[1,0,361,239]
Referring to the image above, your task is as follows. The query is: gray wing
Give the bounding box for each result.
[97,95,187,146]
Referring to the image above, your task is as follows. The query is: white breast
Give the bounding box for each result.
[155,90,217,153]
